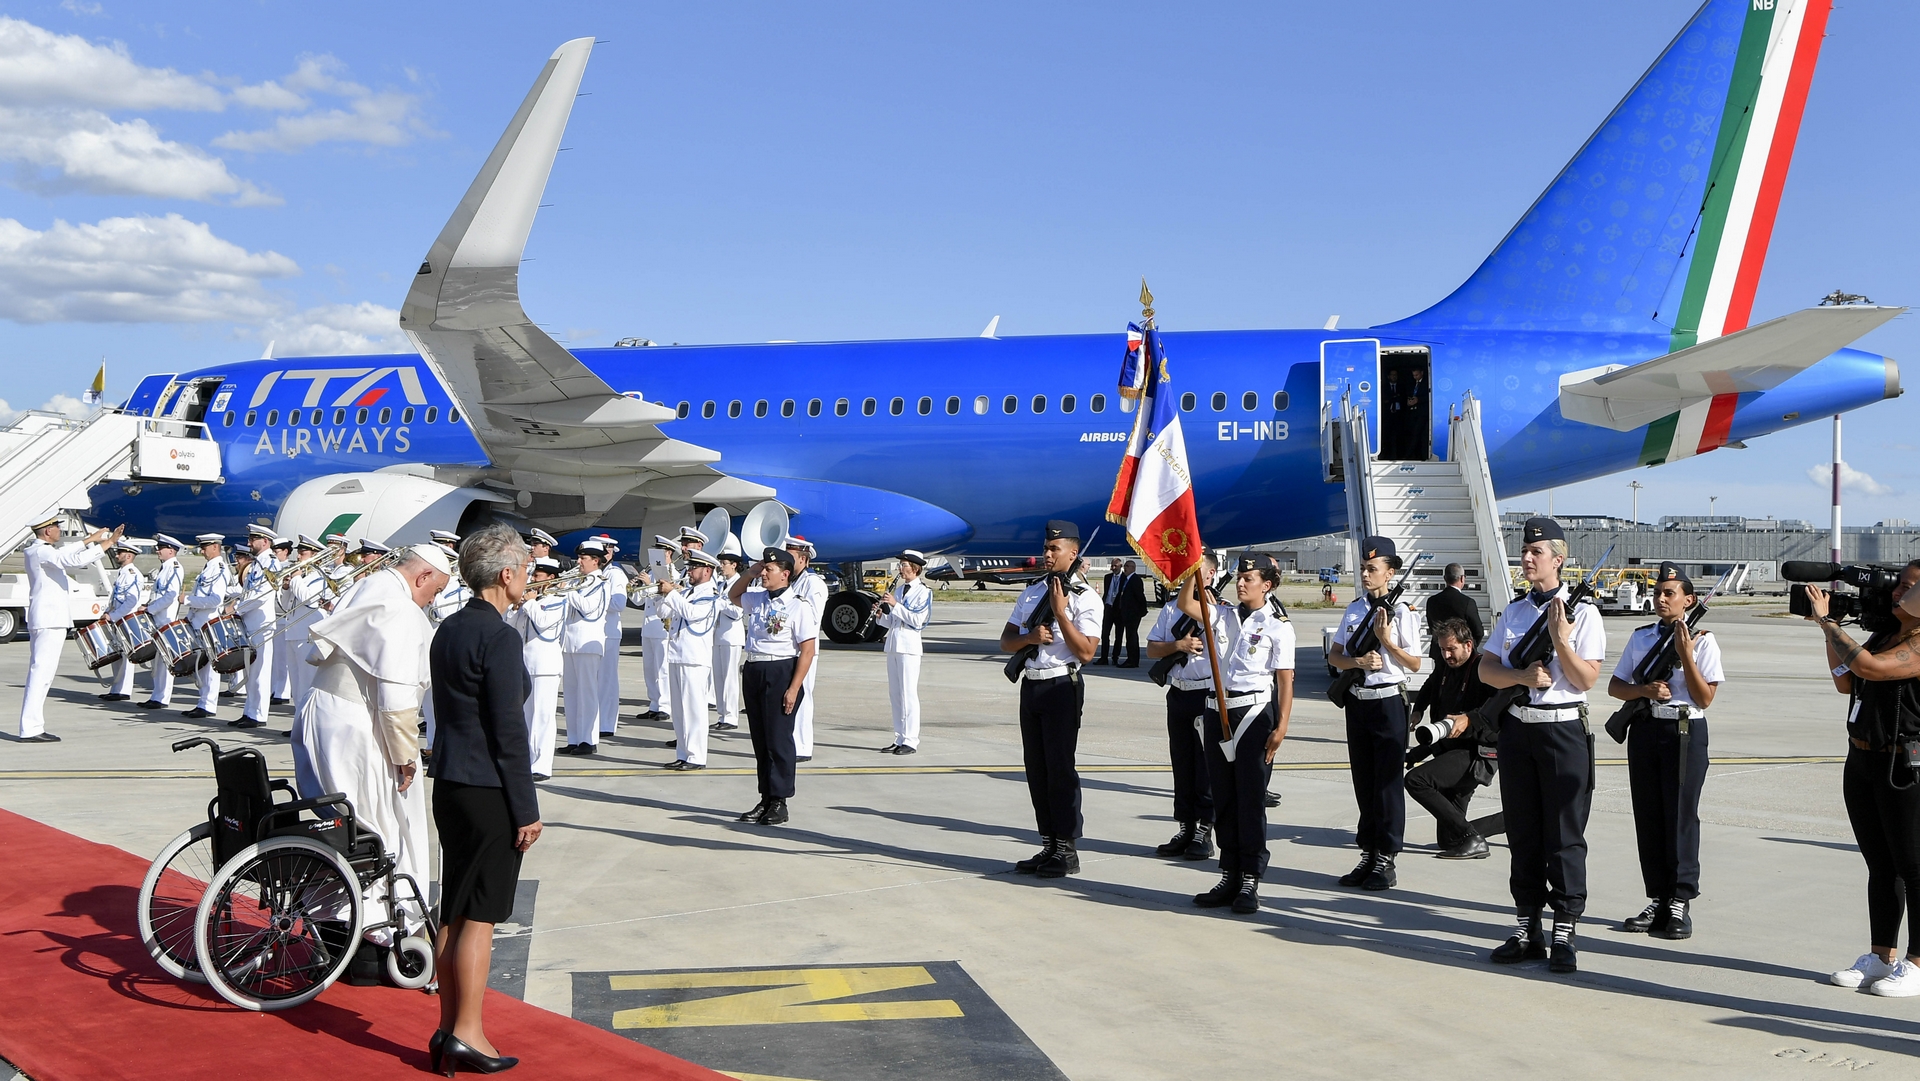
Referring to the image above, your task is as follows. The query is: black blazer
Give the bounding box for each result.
[429,597,538,828]
[1425,585,1484,652]
[1117,574,1148,621]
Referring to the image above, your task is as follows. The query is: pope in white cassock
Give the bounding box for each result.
[296,544,452,931]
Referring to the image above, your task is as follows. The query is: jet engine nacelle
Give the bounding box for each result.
[275,472,514,547]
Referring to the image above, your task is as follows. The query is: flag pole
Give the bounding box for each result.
[1140,281,1232,742]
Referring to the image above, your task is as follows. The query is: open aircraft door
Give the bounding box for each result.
[121,374,175,416]
[1320,338,1379,482]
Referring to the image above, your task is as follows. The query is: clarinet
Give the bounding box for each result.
[858,573,902,638]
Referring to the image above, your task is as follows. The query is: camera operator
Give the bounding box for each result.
[1805,561,1920,998]
[1404,618,1507,860]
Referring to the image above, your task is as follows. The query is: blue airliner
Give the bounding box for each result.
[91,2,1902,583]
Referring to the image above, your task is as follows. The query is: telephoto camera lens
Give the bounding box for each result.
[1411,717,1452,746]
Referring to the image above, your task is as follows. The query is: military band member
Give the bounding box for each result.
[1609,561,1721,940]
[875,550,933,754]
[16,517,118,741]
[232,524,280,728]
[731,546,819,824]
[1327,535,1423,891]
[787,536,826,761]
[1180,554,1295,914]
[268,533,295,705]
[523,526,572,573]
[712,550,747,732]
[1480,517,1607,974]
[598,535,628,738]
[140,534,185,710]
[512,558,567,779]
[99,539,144,701]
[659,549,723,769]
[635,536,677,723]
[1146,550,1220,860]
[998,521,1102,879]
[181,533,234,720]
[558,540,611,756]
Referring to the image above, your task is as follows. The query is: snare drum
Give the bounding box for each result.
[77,621,122,671]
[111,611,159,665]
[153,619,202,676]
[200,614,253,675]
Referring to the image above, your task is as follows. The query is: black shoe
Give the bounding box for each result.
[714,721,738,731]
[219,690,239,699]
[892,745,916,755]
[532,773,551,782]
[1651,899,1692,941]
[663,759,688,770]
[1338,851,1378,887]
[574,743,596,757]
[1549,916,1579,973]
[1263,789,1282,808]
[1194,872,1237,908]
[1183,823,1216,861]
[229,716,263,729]
[19,732,60,743]
[438,1033,517,1076]
[1156,823,1198,857]
[1015,837,1057,874]
[878,743,902,753]
[757,798,789,825]
[1230,873,1261,914]
[270,697,290,706]
[138,700,164,710]
[180,708,212,719]
[1036,841,1080,878]
[1490,915,1547,964]
[739,800,769,822]
[796,755,812,762]
[430,1030,447,1075]
[1622,899,1669,934]
[1360,853,1398,891]
[1436,834,1490,860]
[662,739,678,747]
[97,693,129,701]
[1091,656,1109,666]
[1118,661,1139,668]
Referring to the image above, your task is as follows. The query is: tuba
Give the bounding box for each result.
[740,500,790,560]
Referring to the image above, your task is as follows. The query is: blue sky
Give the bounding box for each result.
[0,1,1913,529]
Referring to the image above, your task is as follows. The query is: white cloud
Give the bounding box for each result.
[0,392,92,428]
[215,53,434,152]
[59,1,105,17]
[229,80,307,111]
[0,212,298,324]
[1808,461,1893,498]
[244,302,409,355]
[0,16,222,111]
[0,105,276,204]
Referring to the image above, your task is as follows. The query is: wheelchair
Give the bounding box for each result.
[136,737,438,1011]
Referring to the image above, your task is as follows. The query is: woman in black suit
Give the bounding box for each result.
[428,524,541,1075]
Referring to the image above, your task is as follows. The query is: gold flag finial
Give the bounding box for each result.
[1139,278,1155,323]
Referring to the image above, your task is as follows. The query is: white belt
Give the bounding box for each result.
[1170,676,1215,692]
[1510,704,1582,724]
[1206,690,1272,711]
[1024,667,1073,682]
[1350,681,1406,700]
[1651,704,1703,721]
[743,652,792,663]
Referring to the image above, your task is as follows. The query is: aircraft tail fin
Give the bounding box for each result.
[1382,0,1832,345]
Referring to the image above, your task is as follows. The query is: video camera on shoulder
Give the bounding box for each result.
[1784,561,1903,633]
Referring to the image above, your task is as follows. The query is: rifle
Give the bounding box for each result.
[1505,543,1615,672]
[1003,559,1084,683]
[1149,565,1233,687]
[1326,554,1423,707]
[1604,599,1710,743]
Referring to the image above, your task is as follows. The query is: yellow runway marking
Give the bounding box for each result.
[610,966,963,1029]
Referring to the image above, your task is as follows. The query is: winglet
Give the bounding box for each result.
[980,315,1000,339]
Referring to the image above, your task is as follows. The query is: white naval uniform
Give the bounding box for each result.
[660,579,721,764]
[283,567,330,795]
[185,557,237,713]
[422,576,472,748]
[713,573,745,727]
[17,536,106,737]
[560,571,609,747]
[512,591,567,777]
[640,587,673,718]
[599,563,628,734]
[791,569,829,756]
[145,556,184,706]
[236,555,279,721]
[105,563,145,697]
[876,579,933,749]
[270,557,292,703]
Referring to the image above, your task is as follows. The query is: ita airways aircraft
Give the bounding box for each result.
[97,0,1900,596]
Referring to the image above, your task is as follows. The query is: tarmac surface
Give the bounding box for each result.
[1,596,1913,1079]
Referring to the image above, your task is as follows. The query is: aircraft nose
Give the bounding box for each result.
[1886,356,1903,400]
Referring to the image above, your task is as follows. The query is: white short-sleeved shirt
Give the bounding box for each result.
[1007,577,1104,676]
[1488,587,1607,706]
[742,587,819,659]
[1612,622,1722,710]
[1336,597,1423,686]
[1209,602,1295,694]
[1147,602,1213,684]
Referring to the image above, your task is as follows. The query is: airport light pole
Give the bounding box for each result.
[1832,414,1843,564]
[1628,480,1642,527]
[1709,495,1718,519]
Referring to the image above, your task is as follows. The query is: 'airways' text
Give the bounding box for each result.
[251,426,411,458]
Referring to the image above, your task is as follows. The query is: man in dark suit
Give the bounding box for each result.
[1425,563,1484,661]
[1094,558,1124,665]
[1114,560,1148,667]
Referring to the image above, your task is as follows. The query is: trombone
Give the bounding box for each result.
[266,546,340,589]
[327,549,403,596]
[523,569,590,598]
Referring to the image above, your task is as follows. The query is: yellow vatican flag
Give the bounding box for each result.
[82,361,106,405]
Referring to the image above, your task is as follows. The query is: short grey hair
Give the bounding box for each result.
[1444,562,1465,585]
[459,524,528,590]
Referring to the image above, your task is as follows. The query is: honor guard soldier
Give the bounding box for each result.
[730,546,820,824]
[1146,550,1221,860]
[712,550,747,732]
[232,524,280,728]
[597,535,628,740]
[786,536,827,761]
[674,528,712,713]
[999,521,1102,879]
[1480,517,1607,973]
[1179,554,1295,914]
[99,539,145,701]
[1328,536,1424,891]
[181,533,234,719]
[16,516,118,741]
[658,548,723,769]
[523,527,572,572]
[557,540,611,756]
[635,536,677,723]
[140,534,185,710]
[267,534,295,704]
[875,550,933,754]
[512,557,568,779]
[1609,561,1721,940]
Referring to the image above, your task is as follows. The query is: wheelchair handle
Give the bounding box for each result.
[172,736,220,755]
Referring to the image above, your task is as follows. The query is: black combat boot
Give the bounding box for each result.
[1155,823,1197,857]
[1651,898,1692,940]
[1014,836,1057,874]
[1182,823,1216,861]
[1490,909,1547,964]
[1036,839,1080,879]
[1549,914,1579,973]
[1337,850,1378,887]
[1622,898,1669,934]
[1230,874,1261,915]
[1360,852,1398,891]
[1194,872,1238,908]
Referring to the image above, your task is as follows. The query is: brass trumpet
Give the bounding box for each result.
[523,569,590,598]
[327,549,403,596]
[266,547,340,589]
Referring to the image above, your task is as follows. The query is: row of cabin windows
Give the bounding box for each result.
[224,405,459,428]
[674,390,1290,421]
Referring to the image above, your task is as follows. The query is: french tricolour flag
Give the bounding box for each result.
[1106,325,1204,586]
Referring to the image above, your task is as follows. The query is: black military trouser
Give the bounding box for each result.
[744,659,802,799]
[1019,672,1084,840]
[1499,713,1593,917]
[1204,699,1274,878]
[1165,687,1214,825]
[1404,748,1481,848]
[1345,692,1408,855]
[1627,714,1709,900]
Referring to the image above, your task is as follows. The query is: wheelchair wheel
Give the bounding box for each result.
[193,836,362,1011]
[137,821,216,982]
[385,935,435,990]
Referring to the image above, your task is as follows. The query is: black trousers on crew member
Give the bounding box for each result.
[1627,715,1709,900]
[1345,692,1408,855]
[744,659,802,799]
[1405,749,1481,849]
[1842,744,1920,956]
[1165,688,1215,825]
[1019,672,1084,840]
[1204,701,1274,877]
[1499,714,1593,917]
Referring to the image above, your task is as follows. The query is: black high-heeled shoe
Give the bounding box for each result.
[439,1034,517,1076]
[430,1030,447,1074]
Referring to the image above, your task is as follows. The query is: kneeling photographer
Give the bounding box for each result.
[1801,559,1920,997]
[1404,618,1511,860]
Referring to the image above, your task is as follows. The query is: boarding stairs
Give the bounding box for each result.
[0,409,223,559]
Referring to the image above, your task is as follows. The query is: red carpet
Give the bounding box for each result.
[0,807,727,1080]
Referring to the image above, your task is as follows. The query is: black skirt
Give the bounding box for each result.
[434,779,523,924]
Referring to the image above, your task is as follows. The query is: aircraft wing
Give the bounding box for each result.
[1558,305,1906,432]
[398,38,773,518]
